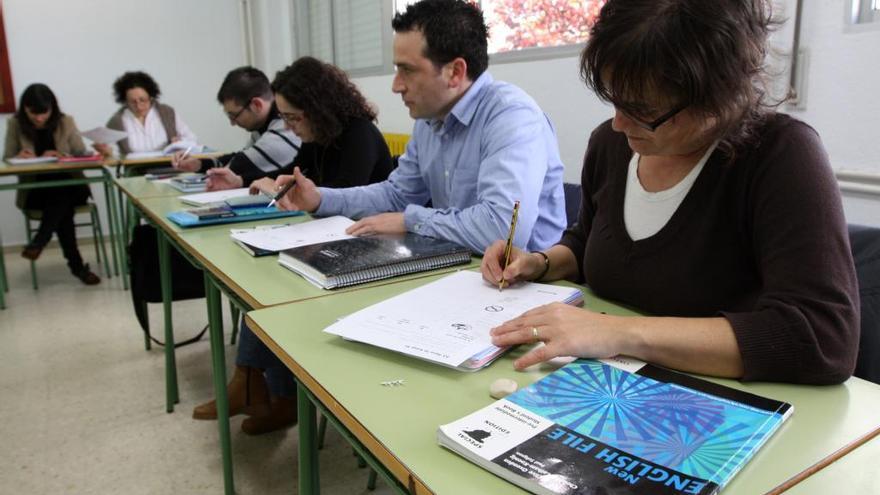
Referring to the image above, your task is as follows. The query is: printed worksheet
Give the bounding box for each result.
[324,271,583,368]
[230,215,355,252]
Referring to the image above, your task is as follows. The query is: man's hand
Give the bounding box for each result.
[171,150,201,171]
[205,167,244,191]
[15,149,36,158]
[346,213,406,236]
[275,167,321,212]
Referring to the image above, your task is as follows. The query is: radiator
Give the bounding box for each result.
[836,169,880,197]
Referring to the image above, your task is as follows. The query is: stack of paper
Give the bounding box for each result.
[324,271,583,370]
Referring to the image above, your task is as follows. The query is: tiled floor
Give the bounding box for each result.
[0,244,393,494]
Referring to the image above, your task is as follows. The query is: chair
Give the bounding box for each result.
[563,182,582,228]
[849,224,880,385]
[23,202,110,289]
[382,133,410,157]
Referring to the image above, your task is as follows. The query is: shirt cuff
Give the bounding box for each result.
[404,204,432,234]
[315,187,343,217]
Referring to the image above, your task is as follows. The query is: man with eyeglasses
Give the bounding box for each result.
[172,66,301,191]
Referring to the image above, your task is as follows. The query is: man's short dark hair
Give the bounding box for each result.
[216,66,272,106]
[391,0,489,81]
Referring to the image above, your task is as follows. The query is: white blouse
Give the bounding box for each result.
[120,106,197,152]
[623,141,718,241]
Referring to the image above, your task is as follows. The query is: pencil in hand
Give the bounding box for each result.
[498,200,521,291]
[267,178,297,208]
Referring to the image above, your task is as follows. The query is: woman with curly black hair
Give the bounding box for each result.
[248,56,393,195]
[192,57,392,435]
[94,71,197,156]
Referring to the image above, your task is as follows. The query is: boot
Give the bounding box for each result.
[192,365,270,420]
[241,396,298,435]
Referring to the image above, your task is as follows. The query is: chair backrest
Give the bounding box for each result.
[563,183,582,229]
[850,224,880,384]
[382,133,410,157]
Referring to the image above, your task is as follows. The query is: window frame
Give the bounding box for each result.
[293,0,395,78]
[847,0,879,25]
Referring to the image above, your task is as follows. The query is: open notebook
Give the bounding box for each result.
[324,271,584,371]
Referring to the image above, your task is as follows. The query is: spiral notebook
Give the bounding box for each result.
[277,233,471,289]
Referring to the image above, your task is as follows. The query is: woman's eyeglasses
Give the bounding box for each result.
[617,102,689,132]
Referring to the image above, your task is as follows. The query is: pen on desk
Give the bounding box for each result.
[498,200,520,292]
[267,178,296,208]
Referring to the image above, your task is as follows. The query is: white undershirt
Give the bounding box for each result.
[120,106,197,152]
[623,141,718,241]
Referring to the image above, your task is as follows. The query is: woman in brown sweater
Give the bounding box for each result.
[481,0,859,385]
[3,83,99,284]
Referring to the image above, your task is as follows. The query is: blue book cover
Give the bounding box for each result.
[166,206,304,228]
[438,358,792,495]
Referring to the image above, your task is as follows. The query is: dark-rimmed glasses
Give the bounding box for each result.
[226,104,250,124]
[618,102,689,132]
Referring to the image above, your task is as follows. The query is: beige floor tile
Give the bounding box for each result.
[0,244,393,494]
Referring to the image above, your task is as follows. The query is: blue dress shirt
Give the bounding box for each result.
[315,71,566,253]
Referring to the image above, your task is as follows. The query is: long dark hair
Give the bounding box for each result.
[581,0,781,156]
[271,57,377,145]
[16,83,63,141]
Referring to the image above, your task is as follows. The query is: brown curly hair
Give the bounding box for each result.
[271,57,377,146]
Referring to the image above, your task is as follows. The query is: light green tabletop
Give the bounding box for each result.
[246,274,880,495]
[784,434,880,494]
[129,194,479,309]
[114,175,185,199]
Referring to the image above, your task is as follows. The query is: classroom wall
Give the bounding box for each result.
[349,0,880,226]
[0,0,246,247]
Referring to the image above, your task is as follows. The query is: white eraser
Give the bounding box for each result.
[489,378,518,399]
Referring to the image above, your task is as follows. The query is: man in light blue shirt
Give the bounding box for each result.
[276,0,565,253]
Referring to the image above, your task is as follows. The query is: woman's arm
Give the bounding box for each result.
[490,307,743,377]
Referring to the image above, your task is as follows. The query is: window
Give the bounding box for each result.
[848,0,879,24]
[294,0,393,77]
[394,0,605,63]
[297,1,606,76]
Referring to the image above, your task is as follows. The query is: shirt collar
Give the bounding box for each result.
[426,71,493,131]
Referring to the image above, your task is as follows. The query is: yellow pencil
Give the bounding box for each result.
[499,200,520,291]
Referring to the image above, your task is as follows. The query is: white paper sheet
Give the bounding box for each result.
[80,127,128,144]
[230,216,355,252]
[324,271,583,368]
[6,156,58,165]
[179,188,252,206]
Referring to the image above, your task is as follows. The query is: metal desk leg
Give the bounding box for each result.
[157,231,179,411]
[105,175,128,289]
[298,383,320,495]
[101,172,120,279]
[205,274,235,495]
[0,236,6,310]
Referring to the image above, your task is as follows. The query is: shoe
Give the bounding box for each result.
[21,245,43,260]
[192,365,270,420]
[241,396,298,435]
[72,265,101,285]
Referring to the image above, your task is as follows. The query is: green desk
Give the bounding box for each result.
[0,159,124,308]
[119,184,480,495]
[245,275,880,495]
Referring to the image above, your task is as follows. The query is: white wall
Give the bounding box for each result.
[0,0,246,246]
[350,0,880,226]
